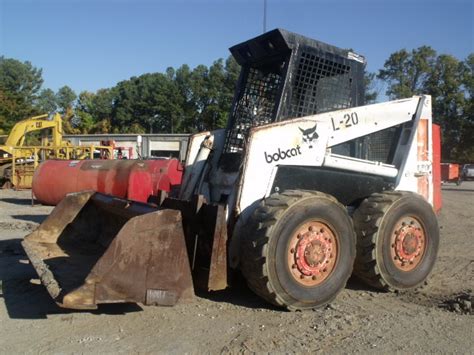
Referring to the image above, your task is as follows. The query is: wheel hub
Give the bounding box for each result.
[390,217,426,271]
[288,221,338,286]
[303,240,326,266]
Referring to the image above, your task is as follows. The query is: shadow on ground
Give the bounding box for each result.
[12,214,48,224]
[0,198,34,206]
[0,239,142,319]
[441,188,474,192]
[345,275,378,292]
[197,273,376,310]
[196,274,278,311]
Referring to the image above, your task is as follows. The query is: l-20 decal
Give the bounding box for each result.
[331,111,359,131]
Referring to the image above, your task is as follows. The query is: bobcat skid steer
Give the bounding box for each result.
[23,29,442,311]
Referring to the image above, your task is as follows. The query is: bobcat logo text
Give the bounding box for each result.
[264,146,302,164]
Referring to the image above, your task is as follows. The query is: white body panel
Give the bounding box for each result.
[182,96,434,218]
[237,96,432,213]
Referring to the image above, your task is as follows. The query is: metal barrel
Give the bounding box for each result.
[32,159,183,205]
[22,191,194,309]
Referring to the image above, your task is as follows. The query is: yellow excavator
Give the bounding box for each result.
[0,113,112,188]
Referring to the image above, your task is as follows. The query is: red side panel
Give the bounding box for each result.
[417,119,429,201]
[432,124,442,213]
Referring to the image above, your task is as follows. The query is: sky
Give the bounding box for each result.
[0,0,473,96]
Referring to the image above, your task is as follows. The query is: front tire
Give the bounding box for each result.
[240,190,356,310]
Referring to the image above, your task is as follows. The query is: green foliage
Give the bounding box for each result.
[378,48,473,162]
[0,55,240,135]
[53,86,78,134]
[0,56,43,131]
[0,49,471,163]
[112,73,183,133]
[456,54,474,162]
[364,71,378,104]
[36,88,57,114]
[56,85,77,113]
[75,89,114,133]
[173,56,240,132]
[425,54,466,160]
[378,46,436,99]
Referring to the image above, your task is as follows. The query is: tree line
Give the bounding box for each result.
[0,56,240,136]
[0,48,472,161]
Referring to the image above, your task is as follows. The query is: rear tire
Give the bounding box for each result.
[353,191,439,291]
[240,190,356,310]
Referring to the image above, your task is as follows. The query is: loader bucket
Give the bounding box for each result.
[22,191,194,309]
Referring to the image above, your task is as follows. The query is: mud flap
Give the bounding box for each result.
[22,191,194,309]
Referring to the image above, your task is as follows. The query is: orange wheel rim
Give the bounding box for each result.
[287,221,338,286]
[390,216,426,271]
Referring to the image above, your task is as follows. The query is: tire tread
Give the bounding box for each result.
[241,190,353,310]
[353,191,433,291]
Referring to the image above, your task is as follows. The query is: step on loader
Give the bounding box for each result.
[23,29,441,310]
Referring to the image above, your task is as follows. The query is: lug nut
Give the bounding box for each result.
[312,275,317,280]
[300,275,305,279]
[292,264,297,269]
[290,248,295,254]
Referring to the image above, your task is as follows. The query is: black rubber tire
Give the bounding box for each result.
[353,191,439,291]
[240,190,356,311]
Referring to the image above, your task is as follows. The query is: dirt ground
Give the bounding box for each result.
[0,183,473,354]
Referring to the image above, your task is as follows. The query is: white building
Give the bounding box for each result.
[64,133,190,160]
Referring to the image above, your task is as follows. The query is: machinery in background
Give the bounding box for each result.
[100,140,135,159]
[441,163,462,185]
[23,29,441,311]
[0,113,113,188]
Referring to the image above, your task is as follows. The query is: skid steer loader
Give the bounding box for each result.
[23,29,441,311]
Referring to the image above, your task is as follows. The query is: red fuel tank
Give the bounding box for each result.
[32,159,183,205]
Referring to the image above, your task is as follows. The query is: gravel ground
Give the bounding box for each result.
[0,183,473,354]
